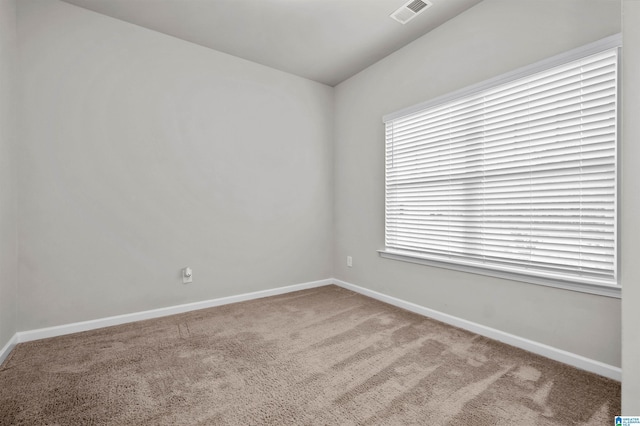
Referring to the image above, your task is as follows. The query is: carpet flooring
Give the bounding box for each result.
[0,285,620,425]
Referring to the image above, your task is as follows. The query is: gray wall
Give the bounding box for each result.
[622,0,640,413]
[16,0,333,330]
[333,0,622,367]
[0,0,18,353]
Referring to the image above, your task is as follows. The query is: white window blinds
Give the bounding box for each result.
[384,47,618,287]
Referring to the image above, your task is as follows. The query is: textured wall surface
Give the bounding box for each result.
[622,0,640,413]
[0,0,18,355]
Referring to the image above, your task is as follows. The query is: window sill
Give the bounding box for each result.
[378,249,621,299]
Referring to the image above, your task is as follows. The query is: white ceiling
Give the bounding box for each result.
[61,0,483,86]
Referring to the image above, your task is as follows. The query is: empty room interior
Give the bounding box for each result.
[1,0,640,423]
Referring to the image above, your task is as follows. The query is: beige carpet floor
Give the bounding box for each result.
[0,285,620,425]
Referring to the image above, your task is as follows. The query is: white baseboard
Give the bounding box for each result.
[16,278,332,344]
[0,333,17,366]
[332,279,622,382]
[4,277,621,382]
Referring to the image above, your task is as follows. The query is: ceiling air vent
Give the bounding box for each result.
[390,0,432,24]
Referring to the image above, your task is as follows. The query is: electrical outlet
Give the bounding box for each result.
[182,267,193,284]
[347,256,353,267]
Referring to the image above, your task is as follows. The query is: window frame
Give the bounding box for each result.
[379,34,622,299]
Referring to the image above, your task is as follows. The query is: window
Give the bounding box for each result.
[382,35,620,296]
